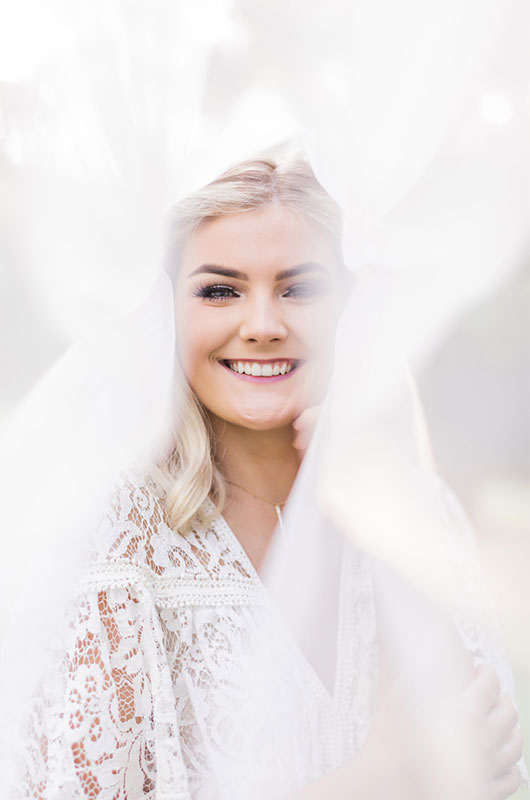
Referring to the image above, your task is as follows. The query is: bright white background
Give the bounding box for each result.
[0,0,528,786]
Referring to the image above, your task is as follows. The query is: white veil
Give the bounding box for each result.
[0,0,528,795]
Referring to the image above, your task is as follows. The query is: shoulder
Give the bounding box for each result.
[86,468,257,603]
[419,470,484,572]
[421,472,515,678]
[89,468,220,578]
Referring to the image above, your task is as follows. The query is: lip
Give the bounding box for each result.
[218,358,302,383]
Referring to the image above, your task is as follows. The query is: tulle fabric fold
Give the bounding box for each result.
[1,0,528,795]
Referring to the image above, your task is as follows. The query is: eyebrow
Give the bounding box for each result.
[187,262,330,281]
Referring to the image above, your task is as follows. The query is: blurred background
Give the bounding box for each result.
[419,262,529,792]
[0,0,528,791]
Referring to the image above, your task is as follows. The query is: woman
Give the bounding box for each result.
[17,157,524,799]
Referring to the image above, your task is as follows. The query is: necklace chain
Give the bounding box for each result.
[225,479,287,534]
[225,479,287,508]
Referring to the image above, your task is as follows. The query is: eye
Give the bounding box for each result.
[282,281,327,299]
[193,283,240,302]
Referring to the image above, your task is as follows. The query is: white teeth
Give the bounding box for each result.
[225,360,297,377]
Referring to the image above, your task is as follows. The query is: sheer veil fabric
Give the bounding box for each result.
[0,0,528,796]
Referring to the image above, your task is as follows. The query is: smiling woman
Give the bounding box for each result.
[153,160,350,550]
[12,156,525,800]
[178,209,341,417]
[171,195,346,574]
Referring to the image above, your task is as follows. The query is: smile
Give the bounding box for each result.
[219,359,301,380]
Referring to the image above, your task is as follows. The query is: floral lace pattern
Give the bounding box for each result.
[14,470,526,798]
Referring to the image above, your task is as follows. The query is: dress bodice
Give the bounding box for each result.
[17,473,377,799]
[15,470,526,799]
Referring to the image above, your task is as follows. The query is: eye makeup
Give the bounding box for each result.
[281,279,330,299]
[192,283,240,301]
[192,278,331,304]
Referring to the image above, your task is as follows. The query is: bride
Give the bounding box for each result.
[15,156,524,799]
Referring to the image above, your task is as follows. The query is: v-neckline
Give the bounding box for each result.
[209,501,345,710]
[206,498,278,587]
[217,508,279,581]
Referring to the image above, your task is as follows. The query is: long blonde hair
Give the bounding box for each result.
[155,156,344,532]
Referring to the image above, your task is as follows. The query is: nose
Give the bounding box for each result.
[238,293,287,344]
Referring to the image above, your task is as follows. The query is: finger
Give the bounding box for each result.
[492,727,524,778]
[293,431,310,451]
[292,406,320,430]
[486,695,519,746]
[292,425,312,451]
[292,407,321,451]
[492,765,522,800]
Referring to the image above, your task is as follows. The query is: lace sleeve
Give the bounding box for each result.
[430,473,529,785]
[431,477,514,680]
[15,472,192,800]
[17,584,190,800]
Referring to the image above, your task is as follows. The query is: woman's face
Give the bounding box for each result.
[174,205,344,432]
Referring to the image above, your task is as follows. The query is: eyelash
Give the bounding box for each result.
[193,284,240,301]
[284,283,320,299]
[193,282,323,302]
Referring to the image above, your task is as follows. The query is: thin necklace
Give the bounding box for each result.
[225,479,287,534]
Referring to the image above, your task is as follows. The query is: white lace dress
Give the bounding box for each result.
[17,471,524,799]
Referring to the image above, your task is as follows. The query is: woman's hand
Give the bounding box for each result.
[292,406,321,452]
[441,664,524,799]
[361,663,524,800]
[283,666,523,800]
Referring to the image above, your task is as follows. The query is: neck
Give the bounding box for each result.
[208,414,302,502]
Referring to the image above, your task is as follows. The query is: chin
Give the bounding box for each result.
[231,409,296,432]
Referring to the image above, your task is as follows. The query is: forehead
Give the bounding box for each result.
[179,205,338,278]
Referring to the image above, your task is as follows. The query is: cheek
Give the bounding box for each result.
[175,301,207,383]
[177,329,212,386]
[296,301,339,359]
[175,304,232,386]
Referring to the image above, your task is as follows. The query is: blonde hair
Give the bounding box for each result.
[155,156,344,532]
